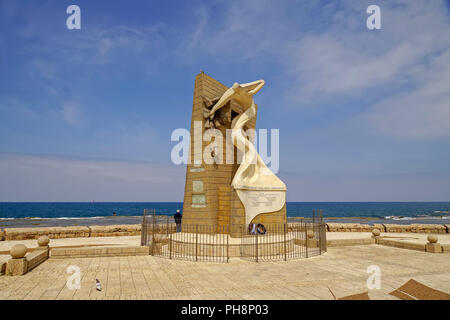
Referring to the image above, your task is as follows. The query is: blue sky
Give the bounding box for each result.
[0,0,450,202]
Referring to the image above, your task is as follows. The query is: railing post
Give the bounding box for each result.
[284,223,287,261]
[226,228,229,263]
[169,232,172,259]
[322,209,327,252]
[255,232,258,263]
[151,210,155,256]
[195,224,198,262]
[305,222,308,258]
[144,209,149,246]
[319,221,322,255]
[166,215,169,258]
[141,209,146,246]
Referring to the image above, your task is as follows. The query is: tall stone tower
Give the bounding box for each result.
[182,72,286,236]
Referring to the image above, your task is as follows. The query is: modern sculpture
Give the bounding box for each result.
[182,72,287,236]
[209,80,287,227]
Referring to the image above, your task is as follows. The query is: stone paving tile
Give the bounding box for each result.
[0,245,449,300]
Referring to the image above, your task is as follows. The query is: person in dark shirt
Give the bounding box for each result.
[174,209,182,232]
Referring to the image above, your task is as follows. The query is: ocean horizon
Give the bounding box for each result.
[1,201,449,228]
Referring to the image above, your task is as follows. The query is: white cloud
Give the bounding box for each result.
[60,103,84,126]
[185,0,289,59]
[185,1,450,97]
[284,0,450,99]
[187,0,450,140]
[360,49,450,139]
[87,25,167,64]
[31,60,59,81]
[186,7,209,50]
[0,153,184,201]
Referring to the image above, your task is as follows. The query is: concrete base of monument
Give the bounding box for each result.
[164,232,308,258]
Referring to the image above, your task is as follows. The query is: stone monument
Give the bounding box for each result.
[182,72,286,237]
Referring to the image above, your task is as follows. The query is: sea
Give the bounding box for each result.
[1,202,450,228]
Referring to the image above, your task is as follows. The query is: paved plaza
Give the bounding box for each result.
[1,245,449,300]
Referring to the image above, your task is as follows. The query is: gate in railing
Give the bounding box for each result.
[315,209,327,253]
[141,209,326,263]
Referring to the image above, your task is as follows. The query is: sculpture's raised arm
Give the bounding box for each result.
[241,80,265,95]
[209,80,265,119]
[209,87,235,118]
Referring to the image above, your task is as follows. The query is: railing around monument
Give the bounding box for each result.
[141,209,230,262]
[240,219,326,262]
[141,209,326,263]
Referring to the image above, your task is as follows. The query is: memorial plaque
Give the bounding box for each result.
[193,181,204,193]
[192,194,206,205]
[247,192,280,207]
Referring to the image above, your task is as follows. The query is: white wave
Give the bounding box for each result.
[54,216,106,220]
[0,216,109,220]
[384,215,416,220]
[384,215,449,221]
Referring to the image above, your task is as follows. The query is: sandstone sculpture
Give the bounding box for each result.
[209,80,287,227]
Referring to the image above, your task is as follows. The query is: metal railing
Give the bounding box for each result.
[169,224,230,263]
[141,209,326,263]
[240,219,327,262]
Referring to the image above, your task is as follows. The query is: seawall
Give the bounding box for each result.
[0,222,449,241]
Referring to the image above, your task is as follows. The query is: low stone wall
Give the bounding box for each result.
[326,223,449,234]
[153,223,178,234]
[1,222,449,241]
[27,249,49,271]
[2,224,142,240]
[327,238,376,247]
[50,245,149,259]
[287,223,316,232]
[0,260,6,275]
[89,224,141,237]
[376,238,426,251]
[5,238,50,276]
[4,226,90,240]
[383,224,447,234]
[326,223,384,232]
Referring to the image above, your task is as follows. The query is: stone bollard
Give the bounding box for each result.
[371,228,380,242]
[37,235,50,258]
[37,236,50,249]
[372,228,380,237]
[6,244,28,276]
[426,235,442,253]
[372,228,381,244]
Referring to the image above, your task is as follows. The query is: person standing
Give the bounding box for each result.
[174,209,182,232]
